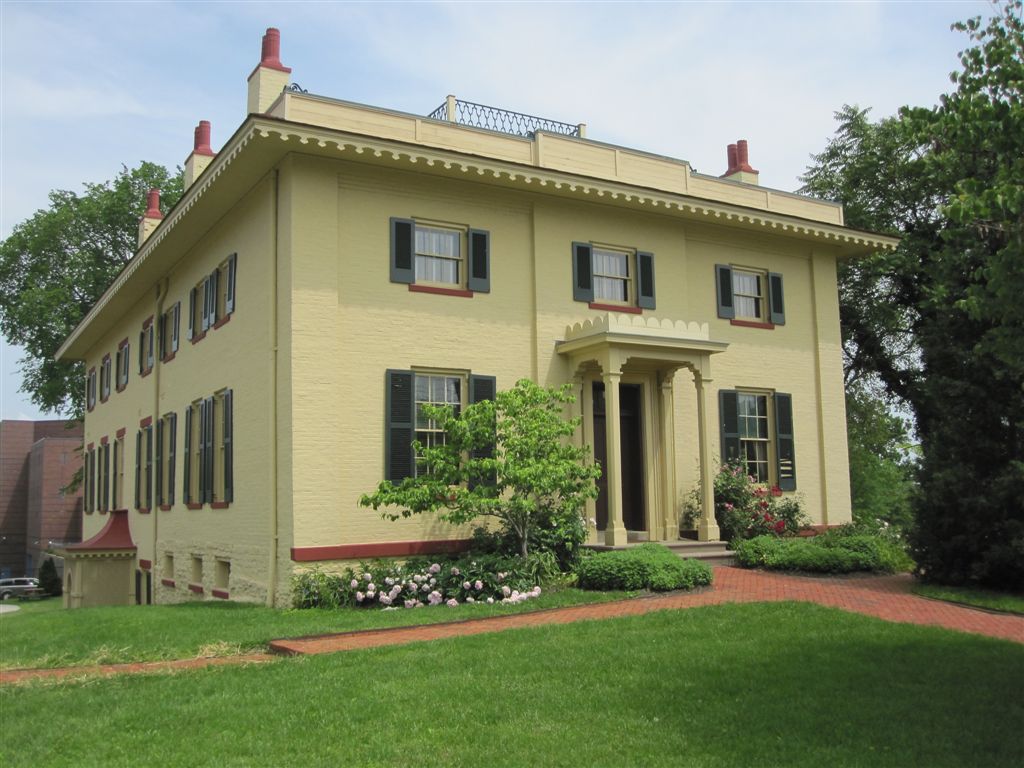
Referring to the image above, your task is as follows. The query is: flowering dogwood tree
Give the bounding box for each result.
[360,379,601,559]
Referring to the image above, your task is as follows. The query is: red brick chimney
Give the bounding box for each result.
[138,189,163,247]
[247,27,292,115]
[721,139,759,184]
[184,120,216,190]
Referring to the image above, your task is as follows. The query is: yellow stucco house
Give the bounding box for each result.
[56,29,897,608]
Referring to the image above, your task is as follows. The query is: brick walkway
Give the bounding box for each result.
[3,567,1021,686]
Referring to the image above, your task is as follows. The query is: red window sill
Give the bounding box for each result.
[100,395,110,404]
[115,384,126,394]
[186,503,203,510]
[212,589,229,600]
[409,284,473,298]
[159,504,172,511]
[188,583,204,594]
[87,406,95,412]
[161,578,176,588]
[730,319,775,330]
[190,332,206,345]
[98,509,108,515]
[588,302,642,314]
[210,501,230,510]
[162,352,176,364]
[140,368,153,378]
[138,507,151,515]
[213,313,232,330]
[85,510,94,515]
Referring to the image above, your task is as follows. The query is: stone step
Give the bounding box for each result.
[663,540,737,566]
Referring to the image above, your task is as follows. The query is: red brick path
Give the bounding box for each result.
[3,567,1021,686]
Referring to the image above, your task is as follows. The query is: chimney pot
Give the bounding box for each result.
[144,189,163,220]
[736,139,757,173]
[726,143,738,175]
[261,27,284,69]
[193,120,214,156]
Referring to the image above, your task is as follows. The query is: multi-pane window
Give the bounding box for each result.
[737,393,771,483]
[100,355,112,402]
[112,435,125,509]
[139,321,155,376]
[188,254,237,340]
[159,303,180,361]
[86,368,97,411]
[116,341,129,391]
[135,424,153,511]
[156,413,177,507]
[592,247,633,303]
[184,390,233,505]
[732,269,765,321]
[414,226,462,286]
[414,373,462,476]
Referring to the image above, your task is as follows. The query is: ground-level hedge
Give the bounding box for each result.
[733,532,913,574]
[576,543,713,591]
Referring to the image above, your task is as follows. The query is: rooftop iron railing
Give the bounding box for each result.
[426,96,586,139]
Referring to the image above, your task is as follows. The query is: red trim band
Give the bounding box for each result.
[139,559,152,570]
[213,314,231,330]
[210,501,230,510]
[116,427,126,439]
[588,302,642,314]
[730,319,775,330]
[188,583,204,594]
[139,416,152,428]
[212,589,230,600]
[409,284,473,298]
[161,578,176,588]
[290,538,473,563]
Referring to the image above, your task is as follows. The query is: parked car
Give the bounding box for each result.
[0,577,41,600]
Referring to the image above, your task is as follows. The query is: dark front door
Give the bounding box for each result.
[592,382,646,533]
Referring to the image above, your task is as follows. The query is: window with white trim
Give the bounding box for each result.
[414,373,463,476]
[116,341,129,391]
[719,389,796,491]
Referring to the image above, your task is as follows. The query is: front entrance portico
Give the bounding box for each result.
[557,314,728,545]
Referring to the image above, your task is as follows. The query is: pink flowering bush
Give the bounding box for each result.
[292,554,546,610]
[681,461,807,541]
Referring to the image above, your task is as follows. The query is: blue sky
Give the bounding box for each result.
[0,0,992,419]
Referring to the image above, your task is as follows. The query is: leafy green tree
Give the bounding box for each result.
[802,2,1024,588]
[845,384,915,531]
[0,162,183,417]
[360,379,601,559]
[37,558,62,597]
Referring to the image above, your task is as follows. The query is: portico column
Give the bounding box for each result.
[602,371,629,546]
[695,374,721,542]
[660,371,679,541]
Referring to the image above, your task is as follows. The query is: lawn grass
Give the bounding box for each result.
[1,596,63,615]
[0,588,631,670]
[2,602,1021,767]
[913,583,1024,615]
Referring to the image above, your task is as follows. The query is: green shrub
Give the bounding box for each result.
[733,532,914,574]
[576,543,712,592]
[37,558,62,597]
[292,568,346,609]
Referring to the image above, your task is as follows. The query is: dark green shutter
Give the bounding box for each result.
[201,277,210,331]
[469,374,498,489]
[83,450,90,513]
[102,444,110,511]
[637,251,656,309]
[168,413,177,505]
[145,426,153,509]
[775,393,796,491]
[226,253,237,314]
[155,420,163,506]
[147,327,154,369]
[223,390,233,503]
[198,400,207,502]
[134,432,141,509]
[768,272,785,325]
[385,370,414,482]
[138,332,145,373]
[172,302,180,352]
[203,397,215,503]
[390,218,415,284]
[209,270,219,328]
[719,390,741,464]
[467,229,490,293]
[188,288,195,340]
[572,242,593,302]
[183,408,192,503]
[111,441,119,510]
[715,265,735,319]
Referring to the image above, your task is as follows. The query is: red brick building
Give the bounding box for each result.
[0,420,83,578]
